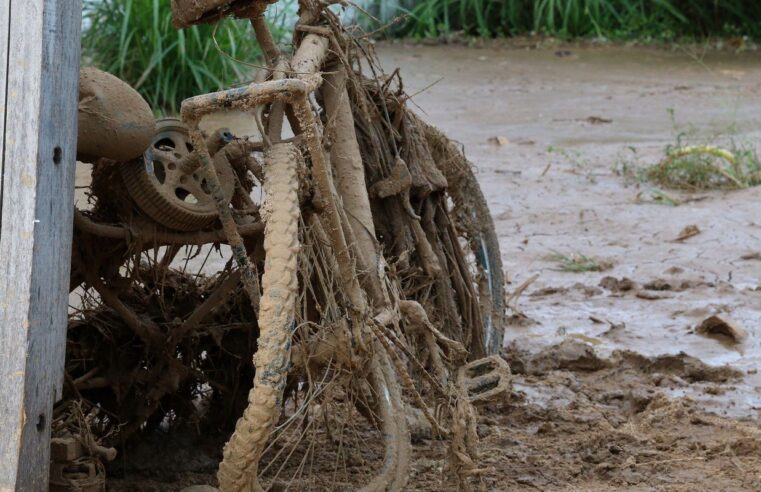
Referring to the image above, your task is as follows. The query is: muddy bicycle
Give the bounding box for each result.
[62,1,508,490]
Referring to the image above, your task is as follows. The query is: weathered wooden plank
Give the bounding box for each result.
[0,0,81,489]
[0,0,10,209]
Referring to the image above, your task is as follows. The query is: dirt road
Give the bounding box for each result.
[378,42,761,490]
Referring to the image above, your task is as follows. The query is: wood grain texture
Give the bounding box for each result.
[0,0,9,209]
[0,0,81,489]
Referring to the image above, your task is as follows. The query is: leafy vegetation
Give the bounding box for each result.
[373,0,761,41]
[645,188,682,206]
[644,110,761,190]
[609,109,761,193]
[544,252,606,272]
[81,0,291,115]
[646,143,761,190]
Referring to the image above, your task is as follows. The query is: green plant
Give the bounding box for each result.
[612,146,645,185]
[544,252,606,272]
[645,188,681,206]
[644,110,761,191]
[646,144,761,190]
[374,0,761,41]
[547,145,598,183]
[82,0,290,115]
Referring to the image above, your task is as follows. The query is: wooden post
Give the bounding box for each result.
[0,0,81,489]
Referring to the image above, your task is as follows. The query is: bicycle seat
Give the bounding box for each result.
[171,0,277,28]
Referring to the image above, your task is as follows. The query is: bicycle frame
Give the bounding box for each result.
[181,29,375,317]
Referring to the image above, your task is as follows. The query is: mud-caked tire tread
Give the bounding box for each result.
[120,118,236,232]
[217,143,302,491]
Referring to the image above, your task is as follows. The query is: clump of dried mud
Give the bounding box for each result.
[461,341,761,491]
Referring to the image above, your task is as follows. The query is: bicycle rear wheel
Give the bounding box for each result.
[423,121,506,356]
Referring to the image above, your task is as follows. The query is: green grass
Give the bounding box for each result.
[612,146,643,184]
[374,0,761,41]
[643,109,761,191]
[646,143,761,190]
[547,145,598,184]
[611,109,761,193]
[544,252,606,272]
[82,0,291,115]
[633,187,682,206]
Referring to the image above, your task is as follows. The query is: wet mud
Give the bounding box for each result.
[474,343,761,491]
[378,41,761,490]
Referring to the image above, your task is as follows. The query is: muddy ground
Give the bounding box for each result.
[86,42,761,490]
[377,41,761,490]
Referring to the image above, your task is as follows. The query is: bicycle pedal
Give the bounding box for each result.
[458,355,512,404]
[49,456,105,492]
